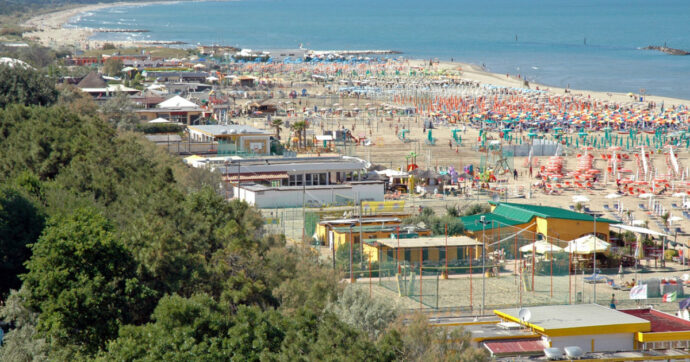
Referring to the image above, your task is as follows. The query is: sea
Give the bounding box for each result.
[69,0,690,99]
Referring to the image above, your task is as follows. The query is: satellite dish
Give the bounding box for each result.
[564,346,584,359]
[518,308,532,323]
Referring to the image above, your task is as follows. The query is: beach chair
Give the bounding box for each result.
[639,203,646,210]
[672,203,680,209]
[569,205,575,211]
[584,206,591,213]
[584,272,607,284]
[607,279,621,290]
[603,204,610,211]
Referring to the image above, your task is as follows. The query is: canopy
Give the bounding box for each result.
[564,235,610,254]
[610,224,669,237]
[157,95,198,109]
[148,117,170,123]
[605,193,622,199]
[572,195,590,203]
[519,240,564,254]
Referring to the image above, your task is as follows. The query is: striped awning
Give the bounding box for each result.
[224,172,288,182]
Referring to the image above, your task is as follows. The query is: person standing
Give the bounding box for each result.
[610,293,617,309]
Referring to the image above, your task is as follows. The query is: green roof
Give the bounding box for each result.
[488,202,618,224]
[460,213,525,232]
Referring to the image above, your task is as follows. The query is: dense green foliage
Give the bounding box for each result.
[0,62,488,361]
[0,64,57,108]
[135,122,185,134]
[403,207,465,236]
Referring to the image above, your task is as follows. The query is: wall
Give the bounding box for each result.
[539,218,611,242]
[547,333,633,352]
[235,182,384,208]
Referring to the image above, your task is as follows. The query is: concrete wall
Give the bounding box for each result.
[235,182,384,208]
[547,333,633,353]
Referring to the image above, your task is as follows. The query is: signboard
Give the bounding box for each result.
[362,201,405,214]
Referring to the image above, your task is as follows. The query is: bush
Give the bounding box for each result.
[665,249,678,261]
[135,123,185,134]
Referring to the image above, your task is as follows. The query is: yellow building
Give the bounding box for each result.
[362,236,481,265]
[315,217,404,246]
[460,201,618,243]
[329,224,432,251]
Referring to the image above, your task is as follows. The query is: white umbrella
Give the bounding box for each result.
[669,216,683,223]
[148,117,170,123]
[519,240,564,254]
[605,193,621,199]
[573,195,590,203]
[639,193,654,199]
[672,192,686,197]
[564,235,610,254]
[632,219,645,226]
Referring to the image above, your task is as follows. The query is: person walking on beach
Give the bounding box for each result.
[513,169,518,181]
[449,139,452,149]
[610,293,617,309]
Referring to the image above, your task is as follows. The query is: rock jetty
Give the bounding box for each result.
[643,45,689,55]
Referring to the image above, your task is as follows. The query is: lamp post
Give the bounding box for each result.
[349,222,356,283]
[477,215,491,316]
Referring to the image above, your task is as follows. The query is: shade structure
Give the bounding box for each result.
[148,117,170,123]
[605,193,622,199]
[564,235,610,254]
[572,195,590,203]
[519,240,564,254]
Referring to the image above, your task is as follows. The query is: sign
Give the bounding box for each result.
[362,201,405,214]
[629,284,648,300]
[249,142,264,151]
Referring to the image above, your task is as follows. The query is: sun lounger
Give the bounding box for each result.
[603,204,610,211]
[584,273,607,284]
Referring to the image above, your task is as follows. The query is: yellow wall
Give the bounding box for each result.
[537,217,610,242]
[315,220,403,244]
[364,245,476,264]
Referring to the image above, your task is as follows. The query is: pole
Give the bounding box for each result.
[550,240,553,298]
[396,226,401,274]
[531,232,535,293]
[481,220,486,316]
[583,215,597,304]
[470,244,473,312]
[569,245,572,304]
[419,248,423,311]
[444,223,448,278]
[349,224,354,283]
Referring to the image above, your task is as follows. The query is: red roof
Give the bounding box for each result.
[484,339,545,357]
[621,308,690,332]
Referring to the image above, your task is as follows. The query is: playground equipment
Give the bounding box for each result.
[451,129,462,146]
[398,129,411,143]
[425,129,437,146]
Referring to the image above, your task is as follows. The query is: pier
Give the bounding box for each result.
[643,45,689,55]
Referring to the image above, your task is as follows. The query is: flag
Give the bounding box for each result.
[663,291,677,303]
[629,284,647,300]
[679,297,690,310]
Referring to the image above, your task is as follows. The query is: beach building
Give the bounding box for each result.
[136,95,205,124]
[362,235,481,265]
[315,217,404,245]
[461,201,619,242]
[328,223,431,251]
[76,72,140,98]
[143,71,208,83]
[474,304,690,358]
[187,124,271,154]
[218,156,383,208]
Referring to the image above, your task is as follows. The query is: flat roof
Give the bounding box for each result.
[319,217,401,225]
[495,304,651,337]
[219,156,369,174]
[621,308,690,332]
[188,124,270,136]
[375,236,480,249]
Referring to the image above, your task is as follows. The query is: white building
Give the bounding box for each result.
[220,156,383,208]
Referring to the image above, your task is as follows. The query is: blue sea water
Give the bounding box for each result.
[71,0,690,99]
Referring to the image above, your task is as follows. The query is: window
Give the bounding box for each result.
[422,248,429,261]
[387,249,394,261]
[439,248,446,262]
[319,173,327,185]
[404,249,411,262]
[305,174,312,186]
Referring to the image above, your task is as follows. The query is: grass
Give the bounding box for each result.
[82,46,193,59]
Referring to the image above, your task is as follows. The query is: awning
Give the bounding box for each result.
[610,224,669,237]
[483,339,545,357]
[224,172,288,182]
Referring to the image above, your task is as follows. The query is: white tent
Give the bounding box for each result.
[519,240,564,254]
[157,95,199,109]
[609,224,669,237]
[148,117,170,123]
[564,235,610,254]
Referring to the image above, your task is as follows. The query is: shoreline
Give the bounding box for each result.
[21,1,690,107]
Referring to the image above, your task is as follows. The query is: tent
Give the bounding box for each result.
[157,95,199,109]
[564,235,610,254]
[148,117,170,123]
[519,240,564,254]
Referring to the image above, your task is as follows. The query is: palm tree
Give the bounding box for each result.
[291,121,306,148]
[271,118,283,140]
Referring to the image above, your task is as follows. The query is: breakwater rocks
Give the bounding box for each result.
[643,45,689,55]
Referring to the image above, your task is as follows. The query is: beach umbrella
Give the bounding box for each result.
[564,235,610,254]
[520,240,563,254]
[572,195,590,203]
[639,193,654,199]
[605,193,621,199]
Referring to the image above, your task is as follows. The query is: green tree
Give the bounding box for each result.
[271,118,283,140]
[101,92,139,130]
[0,186,45,297]
[291,121,307,148]
[330,285,399,339]
[102,57,123,77]
[21,209,153,354]
[0,64,57,108]
[0,288,50,362]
